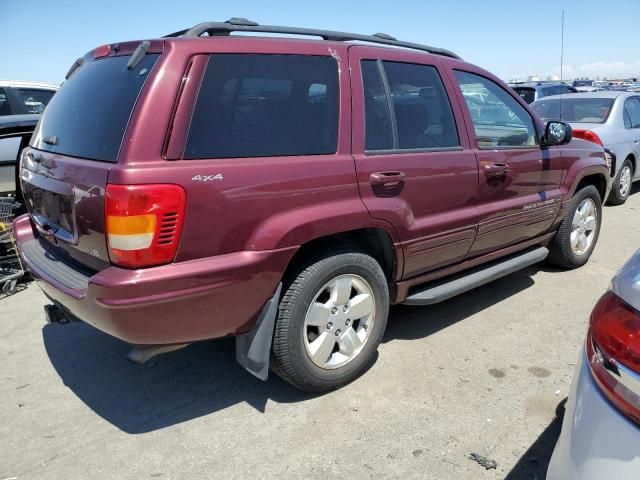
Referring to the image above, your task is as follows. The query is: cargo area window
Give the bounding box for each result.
[361,60,459,152]
[31,54,159,162]
[185,54,339,159]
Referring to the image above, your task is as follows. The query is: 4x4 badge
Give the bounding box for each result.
[191,174,223,182]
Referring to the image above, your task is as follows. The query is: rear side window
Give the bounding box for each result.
[31,54,159,162]
[0,88,11,116]
[14,88,56,114]
[513,87,536,104]
[185,54,339,159]
[361,60,394,150]
[624,98,640,129]
[361,60,459,151]
[531,98,614,123]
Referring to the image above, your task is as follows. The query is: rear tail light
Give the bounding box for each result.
[572,129,604,147]
[106,184,186,268]
[587,291,640,425]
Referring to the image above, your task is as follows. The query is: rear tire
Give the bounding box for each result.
[547,185,602,269]
[270,252,389,392]
[607,158,633,206]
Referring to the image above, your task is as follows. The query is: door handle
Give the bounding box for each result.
[483,163,511,178]
[370,171,406,187]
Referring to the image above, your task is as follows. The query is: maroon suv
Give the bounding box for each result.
[15,19,611,392]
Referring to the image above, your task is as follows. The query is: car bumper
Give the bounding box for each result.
[546,346,640,479]
[14,215,295,345]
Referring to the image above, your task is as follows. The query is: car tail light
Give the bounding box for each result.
[572,129,604,147]
[106,184,186,268]
[93,44,111,58]
[587,290,640,425]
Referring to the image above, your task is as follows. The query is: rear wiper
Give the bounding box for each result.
[65,57,84,80]
[127,41,150,70]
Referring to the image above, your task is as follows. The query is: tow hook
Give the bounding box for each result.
[44,304,69,324]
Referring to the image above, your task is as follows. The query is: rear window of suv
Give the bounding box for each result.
[185,54,339,159]
[531,98,614,123]
[31,54,159,162]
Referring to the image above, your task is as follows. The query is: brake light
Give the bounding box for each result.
[572,129,604,147]
[587,291,640,425]
[106,184,186,268]
[93,44,111,59]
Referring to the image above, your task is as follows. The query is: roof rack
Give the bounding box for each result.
[163,17,461,60]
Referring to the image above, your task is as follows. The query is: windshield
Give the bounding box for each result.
[31,54,159,162]
[531,97,614,123]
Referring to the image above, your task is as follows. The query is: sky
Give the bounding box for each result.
[2,0,639,85]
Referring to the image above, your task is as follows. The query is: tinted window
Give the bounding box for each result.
[0,88,11,116]
[382,62,459,150]
[624,98,640,129]
[185,54,338,159]
[14,88,55,114]
[361,60,394,150]
[456,71,537,148]
[531,98,614,123]
[32,54,158,162]
[513,87,536,104]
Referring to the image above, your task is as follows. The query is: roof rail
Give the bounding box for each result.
[163,18,461,60]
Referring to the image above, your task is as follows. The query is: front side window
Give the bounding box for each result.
[624,97,640,129]
[455,71,537,148]
[185,54,339,159]
[14,88,56,114]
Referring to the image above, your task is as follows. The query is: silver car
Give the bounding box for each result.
[547,250,640,479]
[532,92,640,205]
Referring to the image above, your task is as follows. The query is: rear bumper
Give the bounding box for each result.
[546,347,640,479]
[14,215,295,345]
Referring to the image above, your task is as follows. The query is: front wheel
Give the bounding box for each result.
[270,252,389,392]
[547,185,602,269]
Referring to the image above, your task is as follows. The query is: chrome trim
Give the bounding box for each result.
[592,338,640,397]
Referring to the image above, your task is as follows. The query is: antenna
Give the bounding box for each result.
[560,10,565,83]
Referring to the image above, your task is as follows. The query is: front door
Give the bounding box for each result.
[450,69,564,256]
[349,47,479,279]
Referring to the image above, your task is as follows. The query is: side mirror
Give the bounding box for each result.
[543,121,572,146]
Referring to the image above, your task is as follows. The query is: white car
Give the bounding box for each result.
[547,250,640,479]
[0,80,58,116]
[531,92,640,205]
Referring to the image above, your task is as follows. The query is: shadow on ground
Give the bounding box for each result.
[505,399,566,480]
[43,264,542,434]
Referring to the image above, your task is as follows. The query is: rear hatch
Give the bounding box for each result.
[21,44,161,271]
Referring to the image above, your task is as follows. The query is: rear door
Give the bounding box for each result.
[450,69,564,256]
[349,47,479,279]
[21,47,162,270]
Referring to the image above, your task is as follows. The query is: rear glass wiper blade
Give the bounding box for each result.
[65,58,84,80]
[127,41,151,70]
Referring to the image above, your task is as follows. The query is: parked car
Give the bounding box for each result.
[575,86,606,93]
[627,83,640,93]
[14,19,610,392]
[0,81,58,116]
[509,81,578,104]
[547,250,640,479]
[531,92,640,205]
[572,79,594,87]
[0,114,39,197]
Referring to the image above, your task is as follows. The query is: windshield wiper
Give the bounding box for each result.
[127,41,150,70]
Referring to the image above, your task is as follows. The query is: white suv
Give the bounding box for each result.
[0,80,58,116]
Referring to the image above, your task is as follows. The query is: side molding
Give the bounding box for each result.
[236,283,282,381]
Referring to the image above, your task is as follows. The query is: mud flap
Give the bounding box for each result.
[236,283,282,381]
